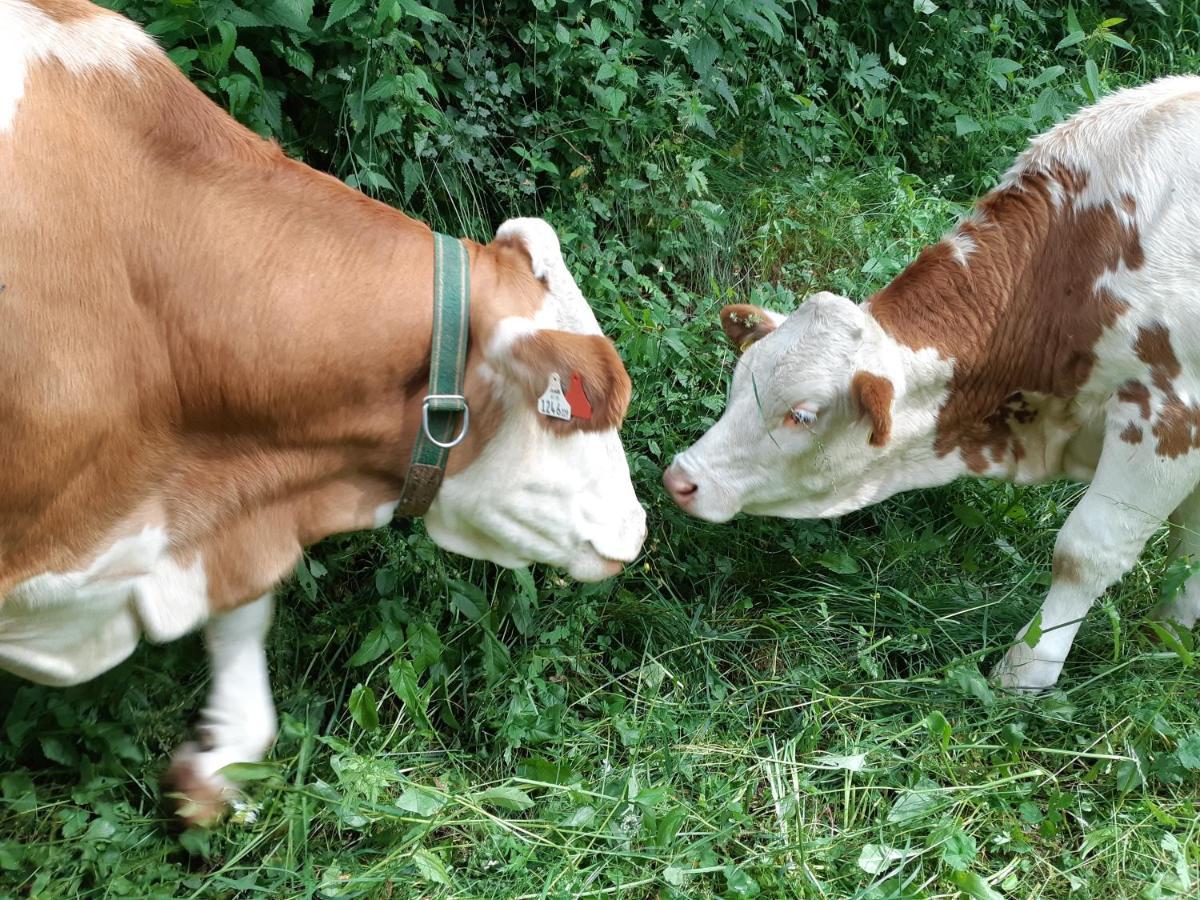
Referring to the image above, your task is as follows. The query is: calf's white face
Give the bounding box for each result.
[666,292,923,522]
[425,219,647,581]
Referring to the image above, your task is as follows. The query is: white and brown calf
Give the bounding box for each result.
[666,76,1200,691]
[0,0,645,822]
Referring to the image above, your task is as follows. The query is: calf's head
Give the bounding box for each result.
[423,218,646,581]
[665,292,935,522]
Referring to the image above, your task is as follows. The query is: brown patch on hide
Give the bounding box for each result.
[509,331,633,432]
[868,166,1143,472]
[1117,380,1151,420]
[30,0,101,22]
[1135,324,1200,459]
[850,371,895,447]
[1052,551,1083,583]
[720,304,777,352]
[1120,423,1143,444]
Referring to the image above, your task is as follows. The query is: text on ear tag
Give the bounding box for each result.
[564,372,592,420]
[537,373,572,420]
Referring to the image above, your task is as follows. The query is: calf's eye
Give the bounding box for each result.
[789,408,817,426]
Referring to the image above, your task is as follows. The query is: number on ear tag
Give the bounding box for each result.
[537,373,572,420]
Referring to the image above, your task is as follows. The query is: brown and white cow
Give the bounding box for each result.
[665,76,1200,692]
[0,0,646,822]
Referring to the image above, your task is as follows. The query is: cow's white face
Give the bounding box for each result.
[424,219,646,581]
[665,292,948,522]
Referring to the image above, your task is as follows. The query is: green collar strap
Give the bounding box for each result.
[396,232,471,517]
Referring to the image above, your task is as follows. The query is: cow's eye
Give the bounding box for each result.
[788,407,817,426]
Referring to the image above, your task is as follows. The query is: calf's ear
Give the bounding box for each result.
[720,304,783,352]
[851,371,894,447]
[506,330,632,432]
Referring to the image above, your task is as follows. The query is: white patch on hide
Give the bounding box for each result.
[495,217,601,336]
[0,526,210,686]
[944,229,976,266]
[0,0,157,134]
[372,500,400,529]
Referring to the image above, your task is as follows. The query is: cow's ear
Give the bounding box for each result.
[507,330,632,432]
[721,304,782,352]
[851,371,894,447]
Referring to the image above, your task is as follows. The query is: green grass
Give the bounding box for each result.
[5,2,1200,898]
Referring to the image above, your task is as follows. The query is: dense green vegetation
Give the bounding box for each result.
[4,0,1200,896]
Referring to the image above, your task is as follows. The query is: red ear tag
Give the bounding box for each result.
[565,372,592,420]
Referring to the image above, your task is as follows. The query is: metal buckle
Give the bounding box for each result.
[422,394,470,449]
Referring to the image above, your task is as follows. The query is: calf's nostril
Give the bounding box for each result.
[662,466,698,504]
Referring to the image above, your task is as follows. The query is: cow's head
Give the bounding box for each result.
[663,292,949,522]
[423,218,646,581]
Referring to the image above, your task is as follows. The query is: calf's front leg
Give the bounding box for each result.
[993,417,1200,690]
[166,593,277,825]
[1148,489,1200,630]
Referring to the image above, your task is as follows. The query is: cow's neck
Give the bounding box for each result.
[130,138,481,606]
[867,168,1141,477]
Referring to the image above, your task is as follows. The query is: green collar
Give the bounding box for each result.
[396,232,471,517]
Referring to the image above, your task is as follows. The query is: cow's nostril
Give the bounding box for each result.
[662,466,698,506]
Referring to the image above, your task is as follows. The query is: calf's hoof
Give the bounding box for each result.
[990,644,1062,693]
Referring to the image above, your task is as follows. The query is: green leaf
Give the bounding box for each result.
[952,503,986,527]
[411,848,452,885]
[887,778,940,823]
[1022,611,1043,648]
[913,0,938,13]
[1147,621,1195,668]
[217,761,280,782]
[1084,58,1102,102]
[325,0,364,28]
[955,115,982,136]
[1176,734,1200,769]
[399,0,448,25]
[263,0,312,31]
[857,843,909,874]
[940,826,978,871]
[1115,756,1145,792]
[1028,65,1066,89]
[389,659,432,731]
[474,786,535,812]
[517,756,577,785]
[449,581,486,623]
[396,785,446,816]
[293,557,319,601]
[951,871,1005,900]
[348,627,390,666]
[724,865,761,897]
[1055,31,1086,50]
[926,710,952,750]
[348,683,379,732]
[985,57,1022,90]
[1101,32,1134,51]
[1160,556,1200,605]
[689,33,721,77]
[1066,5,1083,34]
[167,47,199,73]
[947,664,995,706]
[816,551,860,575]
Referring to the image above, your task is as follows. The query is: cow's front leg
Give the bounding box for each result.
[166,593,277,826]
[993,419,1200,691]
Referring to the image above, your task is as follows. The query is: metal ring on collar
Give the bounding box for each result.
[422,394,470,449]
